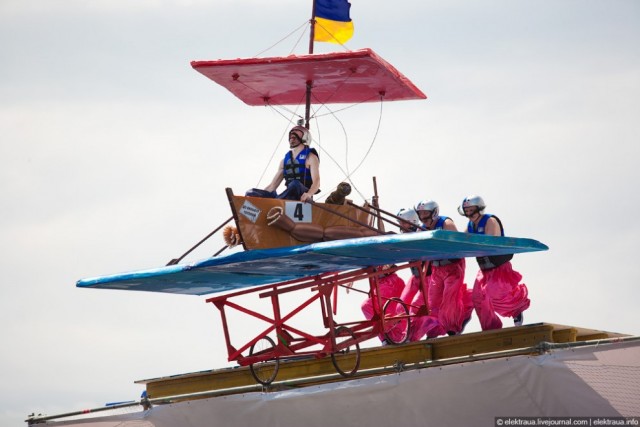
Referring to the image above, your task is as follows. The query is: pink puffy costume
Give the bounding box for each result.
[401,273,444,341]
[472,261,530,331]
[361,272,406,342]
[429,259,474,335]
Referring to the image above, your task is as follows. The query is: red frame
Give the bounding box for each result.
[205,261,429,366]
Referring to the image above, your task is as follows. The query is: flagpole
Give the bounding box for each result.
[309,0,316,55]
[304,0,317,129]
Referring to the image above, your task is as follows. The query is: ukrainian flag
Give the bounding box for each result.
[314,0,354,44]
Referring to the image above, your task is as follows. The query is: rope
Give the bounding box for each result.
[233,21,385,204]
[252,21,308,58]
[348,95,384,178]
[312,95,385,202]
[253,108,305,188]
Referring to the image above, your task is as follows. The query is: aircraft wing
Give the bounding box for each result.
[76,230,548,296]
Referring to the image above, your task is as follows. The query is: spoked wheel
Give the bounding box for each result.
[249,336,280,386]
[330,326,361,378]
[383,297,411,345]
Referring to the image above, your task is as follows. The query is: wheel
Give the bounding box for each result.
[382,297,410,345]
[249,336,280,385]
[330,326,361,377]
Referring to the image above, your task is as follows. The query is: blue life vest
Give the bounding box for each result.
[434,216,448,230]
[431,216,461,266]
[467,214,513,270]
[283,147,318,189]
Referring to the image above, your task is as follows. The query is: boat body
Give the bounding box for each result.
[228,193,376,250]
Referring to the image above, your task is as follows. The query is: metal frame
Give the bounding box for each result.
[205,261,428,383]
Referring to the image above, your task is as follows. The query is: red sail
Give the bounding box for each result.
[191,48,426,106]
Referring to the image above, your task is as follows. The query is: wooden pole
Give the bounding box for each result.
[305,0,317,128]
[372,177,385,232]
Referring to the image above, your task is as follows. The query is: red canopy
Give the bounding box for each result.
[191,48,426,106]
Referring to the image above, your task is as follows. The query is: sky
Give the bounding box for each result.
[1,0,639,425]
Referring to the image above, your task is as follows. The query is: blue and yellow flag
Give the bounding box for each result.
[314,0,353,44]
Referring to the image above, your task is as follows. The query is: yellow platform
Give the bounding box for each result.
[136,322,627,401]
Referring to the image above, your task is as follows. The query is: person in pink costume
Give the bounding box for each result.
[395,207,426,310]
[360,267,406,344]
[403,266,446,341]
[415,199,473,336]
[395,208,446,341]
[459,195,530,331]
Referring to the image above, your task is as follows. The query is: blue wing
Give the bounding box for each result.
[76,230,548,296]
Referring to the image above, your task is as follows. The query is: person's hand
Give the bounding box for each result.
[300,192,312,203]
[345,281,354,294]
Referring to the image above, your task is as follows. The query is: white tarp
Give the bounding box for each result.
[42,340,640,427]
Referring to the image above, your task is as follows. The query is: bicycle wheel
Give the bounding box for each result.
[383,297,410,345]
[330,326,361,377]
[249,336,280,385]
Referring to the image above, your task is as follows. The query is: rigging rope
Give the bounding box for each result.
[252,21,308,58]
[309,95,385,202]
[242,20,385,203]
[253,106,304,188]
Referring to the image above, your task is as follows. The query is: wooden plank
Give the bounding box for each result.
[547,323,630,343]
[145,367,254,399]
[359,343,432,370]
[551,326,578,343]
[576,332,612,341]
[144,343,433,398]
[140,323,626,399]
[428,324,554,359]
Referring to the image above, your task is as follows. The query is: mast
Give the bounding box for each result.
[304,0,317,129]
[309,0,316,55]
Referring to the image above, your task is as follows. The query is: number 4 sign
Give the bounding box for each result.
[285,201,313,223]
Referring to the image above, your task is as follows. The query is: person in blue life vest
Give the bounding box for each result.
[245,126,320,202]
[459,195,530,330]
[415,200,473,336]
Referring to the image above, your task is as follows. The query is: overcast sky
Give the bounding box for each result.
[2,0,639,425]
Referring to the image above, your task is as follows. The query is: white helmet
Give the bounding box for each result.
[397,208,421,232]
[289,125,311,145]
[415,199,439,221]
[458,195,486,216]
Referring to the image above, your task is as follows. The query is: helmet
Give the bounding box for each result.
[397,208,421,232]
[415,199,439,221]
[457,195,486,216]
[289,126,311,145]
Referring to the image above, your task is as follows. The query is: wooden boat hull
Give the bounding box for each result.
[228,194,376,250]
